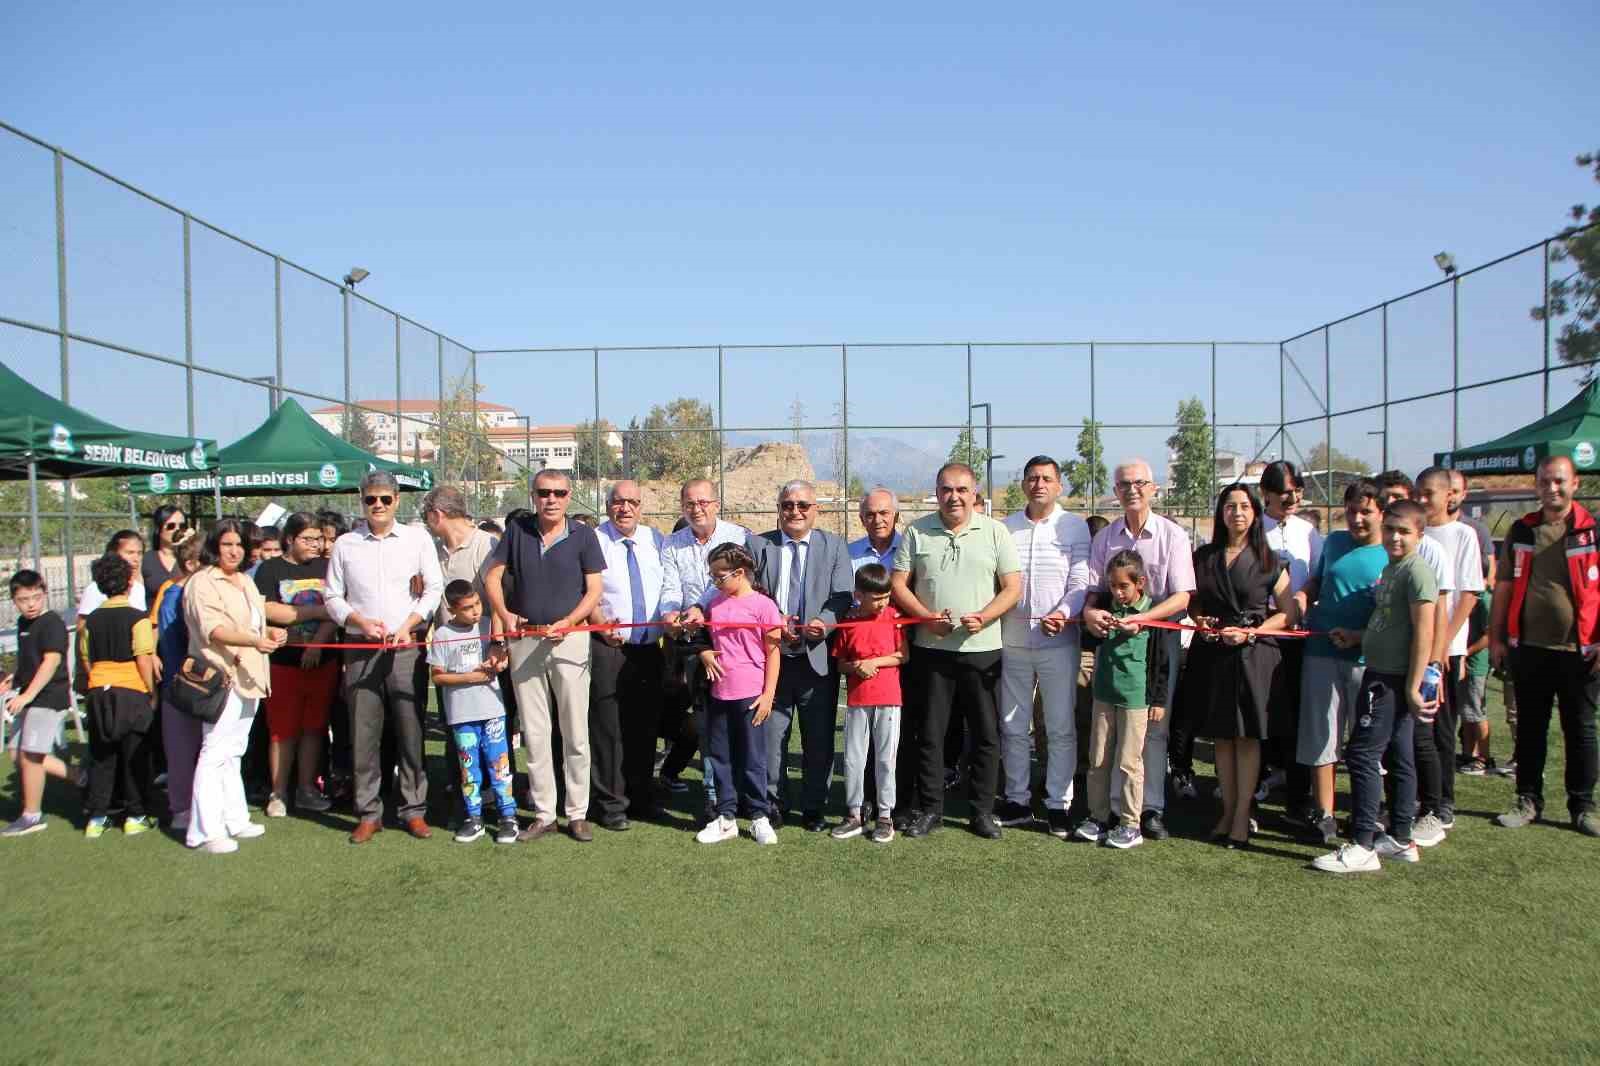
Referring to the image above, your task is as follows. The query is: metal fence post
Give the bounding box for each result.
[273,256,284,411]
[1278,342,1286,461]
[1543,239,1552,415]
[53,148,75,604]
[436,334,446,480]
[1381,303,1390,470]
[470,350,480,504]
[1089,342,1097,515]
[394,316,403,464]
[183,214,195,436]
[1451,275,1460,449]
[1210,342,1217,496]
[841,343,849,537]
[1323,328,1333,518]
[716,345,726,512]
[593,347,601,515]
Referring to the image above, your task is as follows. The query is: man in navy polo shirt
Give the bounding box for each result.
[484,469,605,842]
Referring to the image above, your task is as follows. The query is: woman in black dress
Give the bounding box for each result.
[1180,484,1291,847]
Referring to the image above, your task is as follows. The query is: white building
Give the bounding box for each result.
[309,400,620,475]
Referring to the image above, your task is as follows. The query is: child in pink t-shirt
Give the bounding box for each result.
[696,543,782,845]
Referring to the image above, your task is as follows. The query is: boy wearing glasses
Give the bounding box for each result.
[1082,459,1195,841]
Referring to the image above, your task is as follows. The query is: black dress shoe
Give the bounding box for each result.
[893,809,919,833]
[600,813,631,831]
[802,811,828,833]
[904,810,941,838]
[969,813,1003,840]
[1140,810,1170,841]
[628,803,667,822]
[768,808,785,831]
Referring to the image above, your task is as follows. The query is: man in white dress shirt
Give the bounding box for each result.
[325,471,444,844]
[997,456,1092,837]
[587,480,667,828]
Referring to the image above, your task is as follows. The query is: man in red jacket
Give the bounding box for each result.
[1490,455,1600,836]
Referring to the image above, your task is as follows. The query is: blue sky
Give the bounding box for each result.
[1,2,1596,482]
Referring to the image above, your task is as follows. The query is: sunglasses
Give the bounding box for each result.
[780,501,814,512]
[363,495,395,506]
[536,488,570,499]
[163,520,188,531]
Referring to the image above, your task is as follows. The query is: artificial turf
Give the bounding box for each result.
[4,688,1598,1066]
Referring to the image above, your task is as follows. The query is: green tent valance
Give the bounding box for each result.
[0,361,217,479]
[1437,380,1600,475]
[131,396,432,496]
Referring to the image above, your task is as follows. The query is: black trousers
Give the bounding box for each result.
[84,687,155,820]
[897,644,928,814]
[1512,645,1600,816]
[1435,654,1463,816]
[916,647,1001,818]
[589,638,664,818]
[659,634,709,784]
[1273,641,1311,808]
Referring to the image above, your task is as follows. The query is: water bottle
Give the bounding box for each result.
[1420,662,1442,705]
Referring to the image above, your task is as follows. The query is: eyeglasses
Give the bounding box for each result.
[611,497,641,508]
[684,499,716,510]
[363,495,395,507]
[536,488,570,499]
[710,568,739,585]
[1114,479,1152,493]
[294,533,324,545]
[779,500,814,512]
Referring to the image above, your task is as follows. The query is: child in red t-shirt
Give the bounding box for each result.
[831,563,908,843]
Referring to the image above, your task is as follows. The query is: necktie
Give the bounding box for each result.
[624,538,647,643]
[787,540,806,621]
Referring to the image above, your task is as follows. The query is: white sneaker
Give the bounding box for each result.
[695,816,738,844]
[203,838,239,855]
[1312,843,1379,874]
[1373,833,1419,864]
[750,816,778,845]
[265,795,288,818]
[232,822,266,840]
[1411,814,1446,848]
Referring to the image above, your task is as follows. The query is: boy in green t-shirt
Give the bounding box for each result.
[1075,551,1170,850]
[1315,499,1438,874]
[1459,589,1492,775]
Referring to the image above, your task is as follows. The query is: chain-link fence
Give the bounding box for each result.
[1,116,1593,623]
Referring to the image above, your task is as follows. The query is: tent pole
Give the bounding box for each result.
[27,460,41,572]
[213,480,223,520]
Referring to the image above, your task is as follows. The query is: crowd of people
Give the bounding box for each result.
[3,452,1596,874]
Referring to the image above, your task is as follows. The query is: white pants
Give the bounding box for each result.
[998,642,1078,810]
[1112,627,1181,818]
[186,690,258,847]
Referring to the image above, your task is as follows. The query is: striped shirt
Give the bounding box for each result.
[1001,505,1093,649]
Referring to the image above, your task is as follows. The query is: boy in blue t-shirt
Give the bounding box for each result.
[1293,480,1388,845]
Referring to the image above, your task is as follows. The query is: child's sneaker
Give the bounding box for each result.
[1412,814,1446,847]
[1312,842,1380,874]
[696,815,737,844]
[495,817,520,845]
[123,815,157,836]
[1105,824,1144,849]
[830,814,864,840]
[1373,833,1419,863]
[264,795,288,818]
[871,817,894,844]
[454,817,485,843]
[1,813,47,837]
[750,816,778,845]
[84,816,108,839]
[1073,817,1106,844]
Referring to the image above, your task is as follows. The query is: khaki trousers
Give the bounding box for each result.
[510,630,592,822]
[1087,699,1149,828]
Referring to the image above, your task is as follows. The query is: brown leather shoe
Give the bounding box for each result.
[517,819,558,843]
[568,818,594,843]
[404,817,432,840]
[348,819,382,845]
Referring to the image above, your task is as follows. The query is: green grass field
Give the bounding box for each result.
[5,688,1599,1066]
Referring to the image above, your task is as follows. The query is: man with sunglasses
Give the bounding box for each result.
[658,480,751,819]
[746,480,855,831]
[325,471,444,844]
[892,462,1022,840]
[1082,459,1194,841]
[587,480,667,828]
[484,469,606,843]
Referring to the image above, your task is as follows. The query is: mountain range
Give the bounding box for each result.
[724,432,946,493]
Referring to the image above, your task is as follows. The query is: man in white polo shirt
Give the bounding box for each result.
[998,455,1091,837]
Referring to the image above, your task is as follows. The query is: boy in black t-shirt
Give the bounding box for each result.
[2,570,84,836]
[79,556,159,838]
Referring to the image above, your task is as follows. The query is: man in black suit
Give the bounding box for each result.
[748,480,855,831]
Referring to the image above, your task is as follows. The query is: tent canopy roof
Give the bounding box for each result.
[1438,380,1600,475]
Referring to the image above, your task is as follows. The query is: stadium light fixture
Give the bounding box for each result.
[1433,252,1457,277]
[343,267,370,288]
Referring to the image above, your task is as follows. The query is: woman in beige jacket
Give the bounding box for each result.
[183,519,286,854]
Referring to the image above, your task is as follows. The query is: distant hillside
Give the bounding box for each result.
[724,432,944,493]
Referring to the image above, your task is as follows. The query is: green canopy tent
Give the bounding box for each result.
[130,395,432,500]
[0,360,218,570]
[1437,380,1600,475]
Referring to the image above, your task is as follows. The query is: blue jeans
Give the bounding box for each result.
[1347,671,1416,848]
[706,696,770,820]
[453,716,516,821]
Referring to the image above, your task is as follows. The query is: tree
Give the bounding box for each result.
[340,404,379,453]
[1164,397,1214,516]
[624,397,718,482]
[432,371,486,483]
[947,427,991,473]
[1000,481,1026,512]
[1065,416,1107,502]
[575,419,622,480]
[1533,151,1600,376]
[1306,441,1371,474]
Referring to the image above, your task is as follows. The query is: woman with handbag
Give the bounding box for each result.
[182,520,287,854]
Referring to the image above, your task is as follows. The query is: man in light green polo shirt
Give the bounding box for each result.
[891,462,1021,840]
